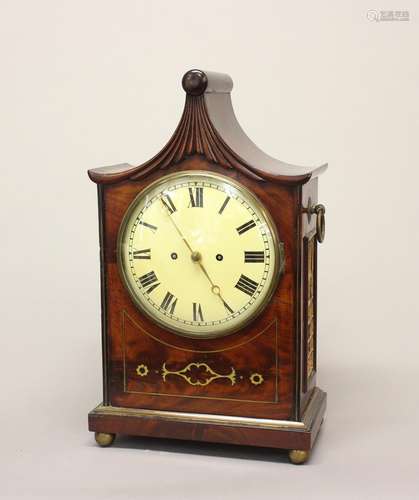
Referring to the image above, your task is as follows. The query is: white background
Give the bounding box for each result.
[1,1,418,498]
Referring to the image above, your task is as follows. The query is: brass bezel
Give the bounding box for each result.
[117,170,284,339]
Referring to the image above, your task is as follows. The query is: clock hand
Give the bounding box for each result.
[160,197,195,254]
[159,197,227,305]
[192,255,226,303]
[192,252,229,307]
[194,258,220,294]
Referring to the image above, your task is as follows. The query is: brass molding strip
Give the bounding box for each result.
[90,404,305,430]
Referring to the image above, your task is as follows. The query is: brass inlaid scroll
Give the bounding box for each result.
[162,362,236,387]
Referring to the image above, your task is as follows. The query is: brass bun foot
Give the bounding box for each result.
[288,449,310,465]
[95,432,115,447]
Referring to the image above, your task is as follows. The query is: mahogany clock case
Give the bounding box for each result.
[87,69,327,458]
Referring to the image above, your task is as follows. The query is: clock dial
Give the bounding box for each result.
[118,171,283,338]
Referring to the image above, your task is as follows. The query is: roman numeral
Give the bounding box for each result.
[160,291,177,314]
[188,187,203,208]
[133,249,151,259]
[236,220,256,235]
[218,196,230,214]
[235,274,258,296]
[222,300,234,314]
[244,251,264,263]
[138,271,160,293]
[138,220,157,232]
[193,302,204,321]
[161,194,177,214]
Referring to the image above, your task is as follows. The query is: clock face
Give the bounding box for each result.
[117,171,284,339]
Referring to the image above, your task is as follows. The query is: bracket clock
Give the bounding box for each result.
[87,69,328,464]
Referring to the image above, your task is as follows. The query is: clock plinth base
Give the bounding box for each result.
[88,388,326,463]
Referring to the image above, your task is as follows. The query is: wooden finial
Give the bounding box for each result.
[182,69,208,95]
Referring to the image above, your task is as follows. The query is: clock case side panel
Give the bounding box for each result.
[100,158,301,421]
[97,184,111,405]
[299,178,320,414]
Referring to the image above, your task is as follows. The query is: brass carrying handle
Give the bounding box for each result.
[310,204,326,243]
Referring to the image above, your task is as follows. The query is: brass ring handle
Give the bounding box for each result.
[310,204,326,243]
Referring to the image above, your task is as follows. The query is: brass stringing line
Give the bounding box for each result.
[122,311,126,392]
[123,310,275,354]
[275,317,278,402]
[124,389,276,404]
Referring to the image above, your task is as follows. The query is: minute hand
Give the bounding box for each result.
[160,198,194,254]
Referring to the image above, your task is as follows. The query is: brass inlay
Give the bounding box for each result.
[136,364,149,377]
[250,373,264,386]
[122,312,280,404]
[162,362,236,387]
